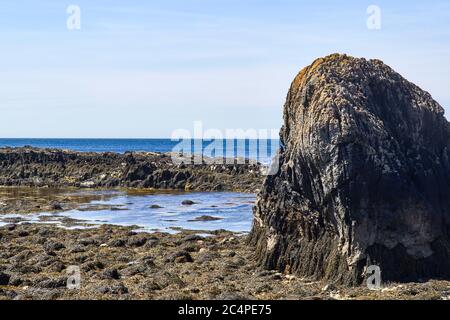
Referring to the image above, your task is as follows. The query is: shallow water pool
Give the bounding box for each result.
[0,189,256,234]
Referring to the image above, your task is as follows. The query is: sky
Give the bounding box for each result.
[0,0,449,138]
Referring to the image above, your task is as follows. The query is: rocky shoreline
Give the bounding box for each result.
[0,187,448,300]
[0,147,264,192]
[0,143,449,300]
[1,222,449,300]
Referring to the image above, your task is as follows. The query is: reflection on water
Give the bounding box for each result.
[0,188,256,233]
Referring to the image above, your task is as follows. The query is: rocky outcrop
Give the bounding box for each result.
[250,54,450,285]
[0,147,263,192]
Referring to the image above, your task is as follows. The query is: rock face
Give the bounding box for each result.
[0,147,262,192]
[250,54,450,285]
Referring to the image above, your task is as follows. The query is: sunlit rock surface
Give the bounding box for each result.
[250,54,450,285]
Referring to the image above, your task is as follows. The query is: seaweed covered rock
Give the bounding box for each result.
[250,54,450,285]
[0,148,262,192]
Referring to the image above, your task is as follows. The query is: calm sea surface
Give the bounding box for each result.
[0,138,279,164]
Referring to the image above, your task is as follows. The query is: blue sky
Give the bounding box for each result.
[0,0,449,138]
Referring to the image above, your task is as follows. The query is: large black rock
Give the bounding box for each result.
[249,54,450,285]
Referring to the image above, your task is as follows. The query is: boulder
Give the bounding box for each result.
[250,54,450,285]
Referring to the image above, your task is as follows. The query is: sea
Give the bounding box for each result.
[0,138,279,164]
[0,138,279,233]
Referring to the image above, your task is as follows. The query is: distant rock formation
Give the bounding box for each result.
[250,54,450,285]
[0,147,262,192]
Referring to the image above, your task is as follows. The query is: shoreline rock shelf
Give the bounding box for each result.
[0,148,263,193]
[1,223,448,300]
[249,54,450,285]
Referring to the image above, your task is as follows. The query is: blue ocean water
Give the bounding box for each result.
[0,138,279,164]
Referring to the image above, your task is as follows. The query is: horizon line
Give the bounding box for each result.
[0,137,280,140]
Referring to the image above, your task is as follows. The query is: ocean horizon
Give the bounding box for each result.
[0,138,280,164]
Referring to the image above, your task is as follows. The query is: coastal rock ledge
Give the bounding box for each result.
[0,148,262,192]
[249,54,450,285]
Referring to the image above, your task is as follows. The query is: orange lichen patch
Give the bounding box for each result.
[291,53,354,89]
[291,57,326,89]
[291,65,311,89]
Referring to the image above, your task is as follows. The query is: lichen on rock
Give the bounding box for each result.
[249,53,450,285]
